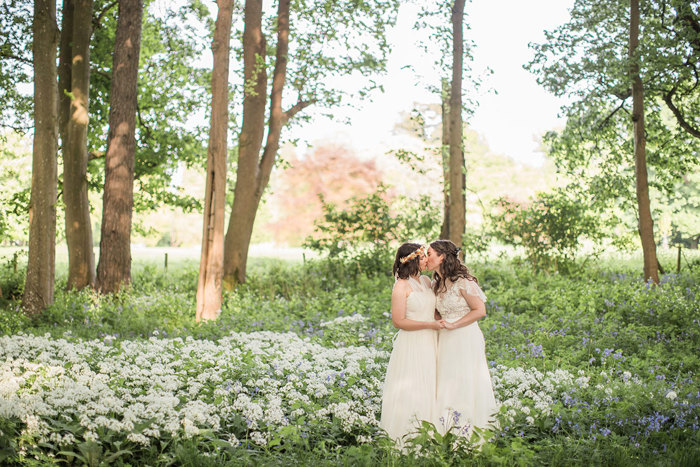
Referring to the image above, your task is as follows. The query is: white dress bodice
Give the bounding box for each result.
[435,277,487,321]
[404,276,436,322]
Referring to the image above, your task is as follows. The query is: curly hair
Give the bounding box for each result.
[430,239,478,294]
[393,242,423,279]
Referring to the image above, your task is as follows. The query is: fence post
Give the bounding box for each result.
[676,245,681,273]
[165,252,168,271]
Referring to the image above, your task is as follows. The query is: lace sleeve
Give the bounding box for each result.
[458,277,487,303]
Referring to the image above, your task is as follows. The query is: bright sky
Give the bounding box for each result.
[292,0,575,167]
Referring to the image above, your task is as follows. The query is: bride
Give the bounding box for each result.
[426,239,498,437]
[380,243,444,445]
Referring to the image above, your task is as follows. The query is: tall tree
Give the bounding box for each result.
[23,0,58,315]
[96,0,143,294]
[223,0,271,288]
[223,0,399,286]
[629,0,659,283]
[87,1,212,218]
[60,0,96,290]
[411,0,482,246]
[527,0,700,275]
[196,0,233,322]
[446,0,466,249]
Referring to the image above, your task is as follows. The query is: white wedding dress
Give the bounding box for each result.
[435,277,498,436]
[380,275,437,445]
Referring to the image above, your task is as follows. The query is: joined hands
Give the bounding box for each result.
[432,320,457,330]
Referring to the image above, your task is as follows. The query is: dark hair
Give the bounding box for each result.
[430,239,478,294]
[393,242,423,279]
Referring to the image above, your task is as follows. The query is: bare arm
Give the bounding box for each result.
[443,289,486,330]
[391,280,442,331]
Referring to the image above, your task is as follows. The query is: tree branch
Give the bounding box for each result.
[684,59,699,93]
[136,102,154,141]
[90,67,111,80]
[663,87,700,139]
[257,0,290,189]
[598,97,628,129]
[0,122,31,134]
[92,1,117,31]
[678,9,700,53]
[0,51,31,65]
[88,150,104,161]
[283,98,315,123]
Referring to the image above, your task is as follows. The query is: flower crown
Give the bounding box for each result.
[399,245,428,264]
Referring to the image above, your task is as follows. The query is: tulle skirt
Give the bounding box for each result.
[380,328,438,445]
[435,322,498,436]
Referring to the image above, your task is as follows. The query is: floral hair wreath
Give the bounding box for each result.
[399,244,428,264]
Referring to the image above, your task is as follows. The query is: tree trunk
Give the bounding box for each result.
[63,0,95,290]
[196,0,233,322]
[96,0,143,294]
[629,0,659,284]
[23,0,58,315]
[58,0,73,151]
[447,0,466,252]
[224,0,295,287]
[440,78,450,240]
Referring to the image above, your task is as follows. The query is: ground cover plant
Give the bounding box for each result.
[0,251,698,465]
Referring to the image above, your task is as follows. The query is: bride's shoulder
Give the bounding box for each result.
[419,275,432,288]
[392,279,413,298]
[445,276,469,292]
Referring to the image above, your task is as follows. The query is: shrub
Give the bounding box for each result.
[489,190,603,273]
[304,186,440,276]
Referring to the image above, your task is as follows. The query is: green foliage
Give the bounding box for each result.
[402,420,483,465]
[527,0,700,246]
[411,0,488,109]
[0,0,32,133]
[0,133,32,245]
[303,186,441,276]
[489,191,604,273]
[657,170,700,246]
[283,0,400,112]
[0,251,27,332]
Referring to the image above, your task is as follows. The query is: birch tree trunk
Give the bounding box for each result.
[447,0,466,252]
[196,0,233,322]
[629,0,659,284]
[23,0,58,315]
[63,0,95,290]
[96,0,143,293]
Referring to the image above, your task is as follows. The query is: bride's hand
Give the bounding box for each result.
[442,321,457,330]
